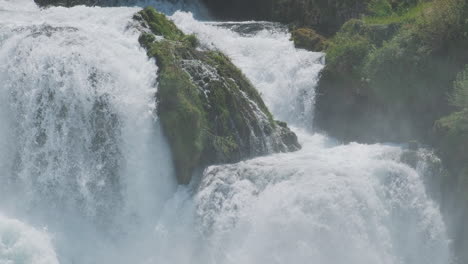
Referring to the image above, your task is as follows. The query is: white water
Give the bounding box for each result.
[172,14,324,128]
[0,1,175,263]
[0,214,59,264]
[0,1,454,264]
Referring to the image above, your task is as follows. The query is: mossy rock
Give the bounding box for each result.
[291,27,327,51]
[135,7,300,184]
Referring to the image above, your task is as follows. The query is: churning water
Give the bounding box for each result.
[0,1,454,263]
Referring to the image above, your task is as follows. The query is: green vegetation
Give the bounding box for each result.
[135,7,299,184]
[451,66,468,110]
[317,0,468,141]
[326,32,372,79]
[365,0,431,24]
[436,67,468,175]
[434,67,468,256]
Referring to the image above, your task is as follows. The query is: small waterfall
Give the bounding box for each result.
[172,13,324,129]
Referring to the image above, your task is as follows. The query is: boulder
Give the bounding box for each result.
[135,7,300,184]
[291,27,327,51]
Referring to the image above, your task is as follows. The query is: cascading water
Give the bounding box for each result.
[0,1,455,264]
[172,15,324,129]
[170,11,454,264]
[0,1,176,262]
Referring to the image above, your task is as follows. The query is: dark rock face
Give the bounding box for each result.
[135,7,300,184]
[34,0,108,6]
[201,0,370,35]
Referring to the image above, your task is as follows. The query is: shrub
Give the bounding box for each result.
[368,0,393,17]
[451,66,468,110]
[326,33,372,78]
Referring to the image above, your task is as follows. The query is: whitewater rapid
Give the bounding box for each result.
[0,1,455,264]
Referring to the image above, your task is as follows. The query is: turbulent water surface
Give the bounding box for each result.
[0,0,454,263]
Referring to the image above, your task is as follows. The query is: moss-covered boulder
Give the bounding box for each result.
[290,27,327,51]
[135,7,300,184]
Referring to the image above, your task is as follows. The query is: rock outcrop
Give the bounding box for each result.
[135,7,300,184]
[290,27,327,51]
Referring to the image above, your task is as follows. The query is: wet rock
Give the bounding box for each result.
[135,7,300,184]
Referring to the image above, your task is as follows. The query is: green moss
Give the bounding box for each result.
[212,135,239,158]
[182,34,199,48]
[144,40,207,184]
[138,33,156,47]
[136,7,184,41]
[204,51,275,123]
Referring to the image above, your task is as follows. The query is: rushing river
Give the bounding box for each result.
[0,0,454,263]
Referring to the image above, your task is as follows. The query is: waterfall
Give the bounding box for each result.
[0,1,176,263]
[0,1,455,264]
[171,11,454,264]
